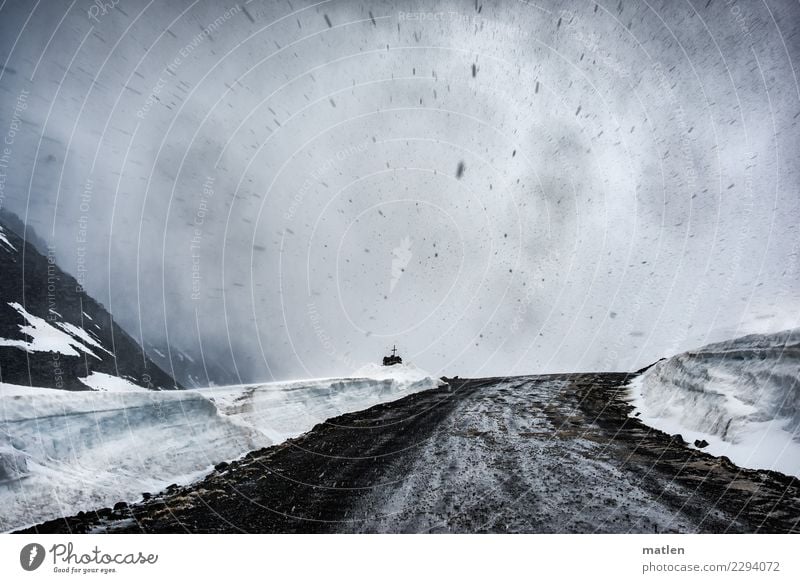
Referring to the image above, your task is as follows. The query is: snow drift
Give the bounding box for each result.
[0,364,440,531]
[628,329,800,478]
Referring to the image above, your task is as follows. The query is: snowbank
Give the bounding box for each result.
[350,362,435,383]
[0,370,441,531]
[628,329,800,478]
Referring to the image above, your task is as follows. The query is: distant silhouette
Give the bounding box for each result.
[382,345,403,366]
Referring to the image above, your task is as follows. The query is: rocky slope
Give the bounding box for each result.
[0,213,177,391]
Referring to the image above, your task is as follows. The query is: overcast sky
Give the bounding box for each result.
[1,0,798,382]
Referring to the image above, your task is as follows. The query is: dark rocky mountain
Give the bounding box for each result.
[0,213,178,391]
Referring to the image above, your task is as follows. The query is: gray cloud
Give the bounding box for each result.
[1,0,798,382]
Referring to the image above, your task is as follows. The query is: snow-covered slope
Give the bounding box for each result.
[350,362,434,382]
[0,213,177,391]
[628,329,800,478]
[0,368,441,531]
